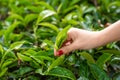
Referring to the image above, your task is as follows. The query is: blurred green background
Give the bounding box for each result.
[0,0,120,80]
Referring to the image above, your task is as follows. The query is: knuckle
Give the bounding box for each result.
[67,28,77,36]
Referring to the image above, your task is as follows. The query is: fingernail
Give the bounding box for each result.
[57,50,63,56]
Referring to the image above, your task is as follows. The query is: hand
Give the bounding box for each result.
[54,28,101,56]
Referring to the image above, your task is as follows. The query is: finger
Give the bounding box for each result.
[62,39,72,47]
[54,48,57,56]
[61,28,73,47]
[57,42,78,56]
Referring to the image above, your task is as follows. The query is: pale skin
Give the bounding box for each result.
[54,20,120,56]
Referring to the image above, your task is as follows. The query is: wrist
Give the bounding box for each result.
[93,31,108,48]
[98,20,120,45]
[95,30,112,48]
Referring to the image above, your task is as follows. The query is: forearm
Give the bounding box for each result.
[98,20,120,46]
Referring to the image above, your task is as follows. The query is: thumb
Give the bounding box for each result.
[58,42,77,55]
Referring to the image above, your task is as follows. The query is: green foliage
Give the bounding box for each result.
[55,25,71,50]
[0,0,120,80]
[47,55,65,72]
[89,63,110,80]
[47,67,76,80]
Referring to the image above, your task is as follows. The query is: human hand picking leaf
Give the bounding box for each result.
[54,20,120,56]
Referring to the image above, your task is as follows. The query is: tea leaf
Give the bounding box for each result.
[8,13,23,21]
[96,53,112,69]
[55,25,71,50]
[0,45,4,55]
[36,1,54,11]
[47,55,65,71]
[31,56,46,66]
[89,63,110,80]
[9,41,25,50]
[18,67,33,76]
[0,68,8,77]
[47,66,76,80]
[23,49,37,56]
[4,21,21,43]
[24,14,38,25]
[99,50,120,56]
[23,50,46,65]
[1,59,14,69]
[36,10,56,24]
[38,22,59,32]
[35,68,44,75]
[70,0,80,6]
[17,53,32,61]
[27,6,43,13]
[108,1,120,8]
[80,52,95,64]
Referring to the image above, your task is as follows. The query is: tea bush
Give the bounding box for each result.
[0,0,120,80]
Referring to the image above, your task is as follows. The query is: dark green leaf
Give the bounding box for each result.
[99,50,120,56]
[47,67,76,80]
[80,52,95,64]
[47,55,65,71]
[96,53,112,69]
[17,53,32,61]
[18,67,33,76]
[1,59,15,69]
[89,63,110,80]
[113,72,120,80]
